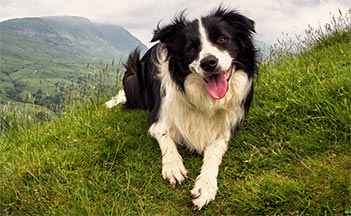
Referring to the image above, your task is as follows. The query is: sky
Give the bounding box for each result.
[0,0,349,47]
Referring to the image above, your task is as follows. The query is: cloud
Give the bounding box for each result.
[250,0,349,44]
[0,0,349,46]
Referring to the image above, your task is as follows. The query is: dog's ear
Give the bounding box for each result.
[151,13,187,43]
[242,18,255,34]
[214,7,255,34]
[151,24,180,43]
[242,17,255,34]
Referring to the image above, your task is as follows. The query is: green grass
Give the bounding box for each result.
[0,62,122,131]
[1,12,351,215]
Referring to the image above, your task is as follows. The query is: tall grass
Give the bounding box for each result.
[0,60,124,133]
[59,60,124,111]
[268,8,351,62]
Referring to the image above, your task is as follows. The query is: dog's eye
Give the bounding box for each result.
[186,45,195,52]
[217,36,228,45]
[186,41,198,52]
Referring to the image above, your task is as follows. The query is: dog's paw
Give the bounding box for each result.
[105,90,126,108]
[162,159,188,186]
[190,176,218,210]
[105,98,119,108]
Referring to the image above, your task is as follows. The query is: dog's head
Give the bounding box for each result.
[151,7,256,99]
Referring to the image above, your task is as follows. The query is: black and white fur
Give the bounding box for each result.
[106,7,257,210]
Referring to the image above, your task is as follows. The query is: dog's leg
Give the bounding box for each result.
[149,122,188,185]
[191,140,228,210]
[105,90,126,108]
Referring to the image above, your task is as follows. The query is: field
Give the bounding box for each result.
[1,10,350,215]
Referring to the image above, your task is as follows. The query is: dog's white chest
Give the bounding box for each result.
[159,73,250,153]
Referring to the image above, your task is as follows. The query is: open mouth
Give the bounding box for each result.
[204,66,233,99]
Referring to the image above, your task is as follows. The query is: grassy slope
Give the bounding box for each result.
[1,31,350,215]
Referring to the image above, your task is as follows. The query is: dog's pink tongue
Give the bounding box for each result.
[205,73,228,99]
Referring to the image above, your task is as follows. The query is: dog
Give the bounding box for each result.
[106,7,257,210]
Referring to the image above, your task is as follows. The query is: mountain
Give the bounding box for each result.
[255,40,270,59]
[0,16,146,62]
[0,16,147,109]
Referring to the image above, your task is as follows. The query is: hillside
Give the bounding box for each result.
[0,16,147,64]
[0,15,350,215]
[0,16,147,110]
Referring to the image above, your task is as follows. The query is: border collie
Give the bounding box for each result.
[106,7,257,210]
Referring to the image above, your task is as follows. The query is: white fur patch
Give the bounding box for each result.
[154,51,252,153]
[105,90,126,108]
[191,139,227,209]
[149,120,188,185]
[189,19,233,77]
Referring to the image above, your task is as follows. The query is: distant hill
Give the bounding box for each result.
[0,16,147,109]
[255,40,270,59]
[0,16,147,62]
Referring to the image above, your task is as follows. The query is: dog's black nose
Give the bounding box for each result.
[200,55,218,72]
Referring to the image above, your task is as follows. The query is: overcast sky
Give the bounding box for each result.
[0,0,349,47]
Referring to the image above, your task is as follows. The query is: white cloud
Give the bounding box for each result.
[0,0,349,47]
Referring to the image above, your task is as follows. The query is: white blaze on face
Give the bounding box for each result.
[189,19,233,77]
[189,19,234,99]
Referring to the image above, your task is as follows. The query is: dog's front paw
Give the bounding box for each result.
[162,159,188,186]
[190,176,218,210]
